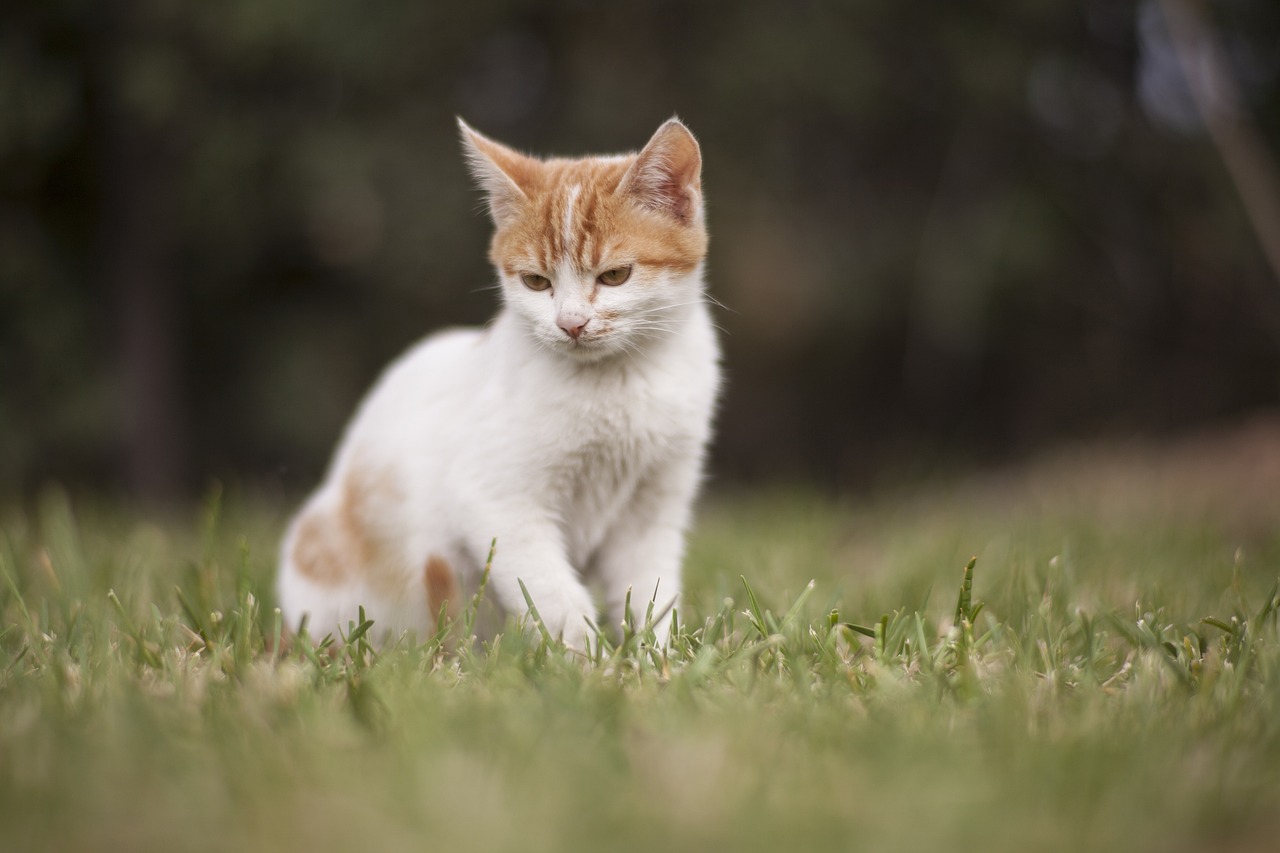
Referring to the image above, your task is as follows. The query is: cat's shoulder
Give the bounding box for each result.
[405,324,490,357]
[352,326,495,421]
[384,324,491,374]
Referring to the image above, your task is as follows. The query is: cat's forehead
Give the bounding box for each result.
[491,155,705,278]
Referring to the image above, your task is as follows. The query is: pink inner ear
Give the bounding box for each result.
[622,121,702,223]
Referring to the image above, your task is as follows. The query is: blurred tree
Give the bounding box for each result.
[1159,0,1280,280]
[92,0,185,499]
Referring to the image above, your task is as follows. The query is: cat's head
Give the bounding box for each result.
[459,118,708,361]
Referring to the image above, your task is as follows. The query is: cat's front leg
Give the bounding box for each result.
[481,526,597,652]
[594,457,702,647]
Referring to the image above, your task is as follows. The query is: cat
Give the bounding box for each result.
[276,117,720,651]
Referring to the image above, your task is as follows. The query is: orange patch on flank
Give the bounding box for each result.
[339,466,382,566]
[292,460,404,588]
[291,511,349,585]
[424,554,460,626]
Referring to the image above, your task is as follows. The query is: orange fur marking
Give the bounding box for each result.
[292,460,404,588]
[487,152,707,282]
[339,464,383,566]
[424,554,460,627]
[291,511,349,585]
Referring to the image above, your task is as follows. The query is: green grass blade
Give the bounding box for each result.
[954,556,977,625]
[517,578,556,646]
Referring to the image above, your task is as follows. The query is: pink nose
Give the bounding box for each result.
[558,318,587,339]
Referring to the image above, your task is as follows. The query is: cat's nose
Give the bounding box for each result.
[558,316,588,339]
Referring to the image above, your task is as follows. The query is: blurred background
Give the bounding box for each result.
[2,0,1279,505]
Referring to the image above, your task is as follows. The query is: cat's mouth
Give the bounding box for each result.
[559,322,612,346]
[566,334,603,351]
[553,329,618,359]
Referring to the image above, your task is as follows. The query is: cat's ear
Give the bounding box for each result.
[618,118,703,224]
[457,118,538,227]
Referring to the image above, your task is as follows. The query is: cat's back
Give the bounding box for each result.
[338,325,493,455]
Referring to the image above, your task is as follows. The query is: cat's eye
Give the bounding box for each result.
[597,266,632,286]
[521,273,552,292]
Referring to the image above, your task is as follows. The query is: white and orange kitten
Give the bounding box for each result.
[277,117,720,650]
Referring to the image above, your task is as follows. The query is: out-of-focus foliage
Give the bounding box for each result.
[2,0,1279,499]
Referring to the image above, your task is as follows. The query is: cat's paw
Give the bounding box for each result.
[526,584,596,653]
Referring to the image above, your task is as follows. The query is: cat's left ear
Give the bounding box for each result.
[619,118,703,225]
[458,118,539,227]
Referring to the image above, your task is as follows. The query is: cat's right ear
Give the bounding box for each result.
[619,118,703,225]
[458,118,537,227]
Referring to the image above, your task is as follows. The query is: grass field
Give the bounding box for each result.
[3,419,1280,852]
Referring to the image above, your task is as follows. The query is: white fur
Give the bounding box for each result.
[277,260,719,649]
[562,183,581,256]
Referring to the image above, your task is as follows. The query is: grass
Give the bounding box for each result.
[3,422,1280,852]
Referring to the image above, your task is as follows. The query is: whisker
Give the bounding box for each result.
[701,292,735,313]
[634,297,729,316]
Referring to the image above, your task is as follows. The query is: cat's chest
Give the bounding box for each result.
[547,394,665,566]
[543,373,678,480]
[530,366,692,522]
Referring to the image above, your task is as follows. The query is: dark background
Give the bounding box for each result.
[3,0,1279,504]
